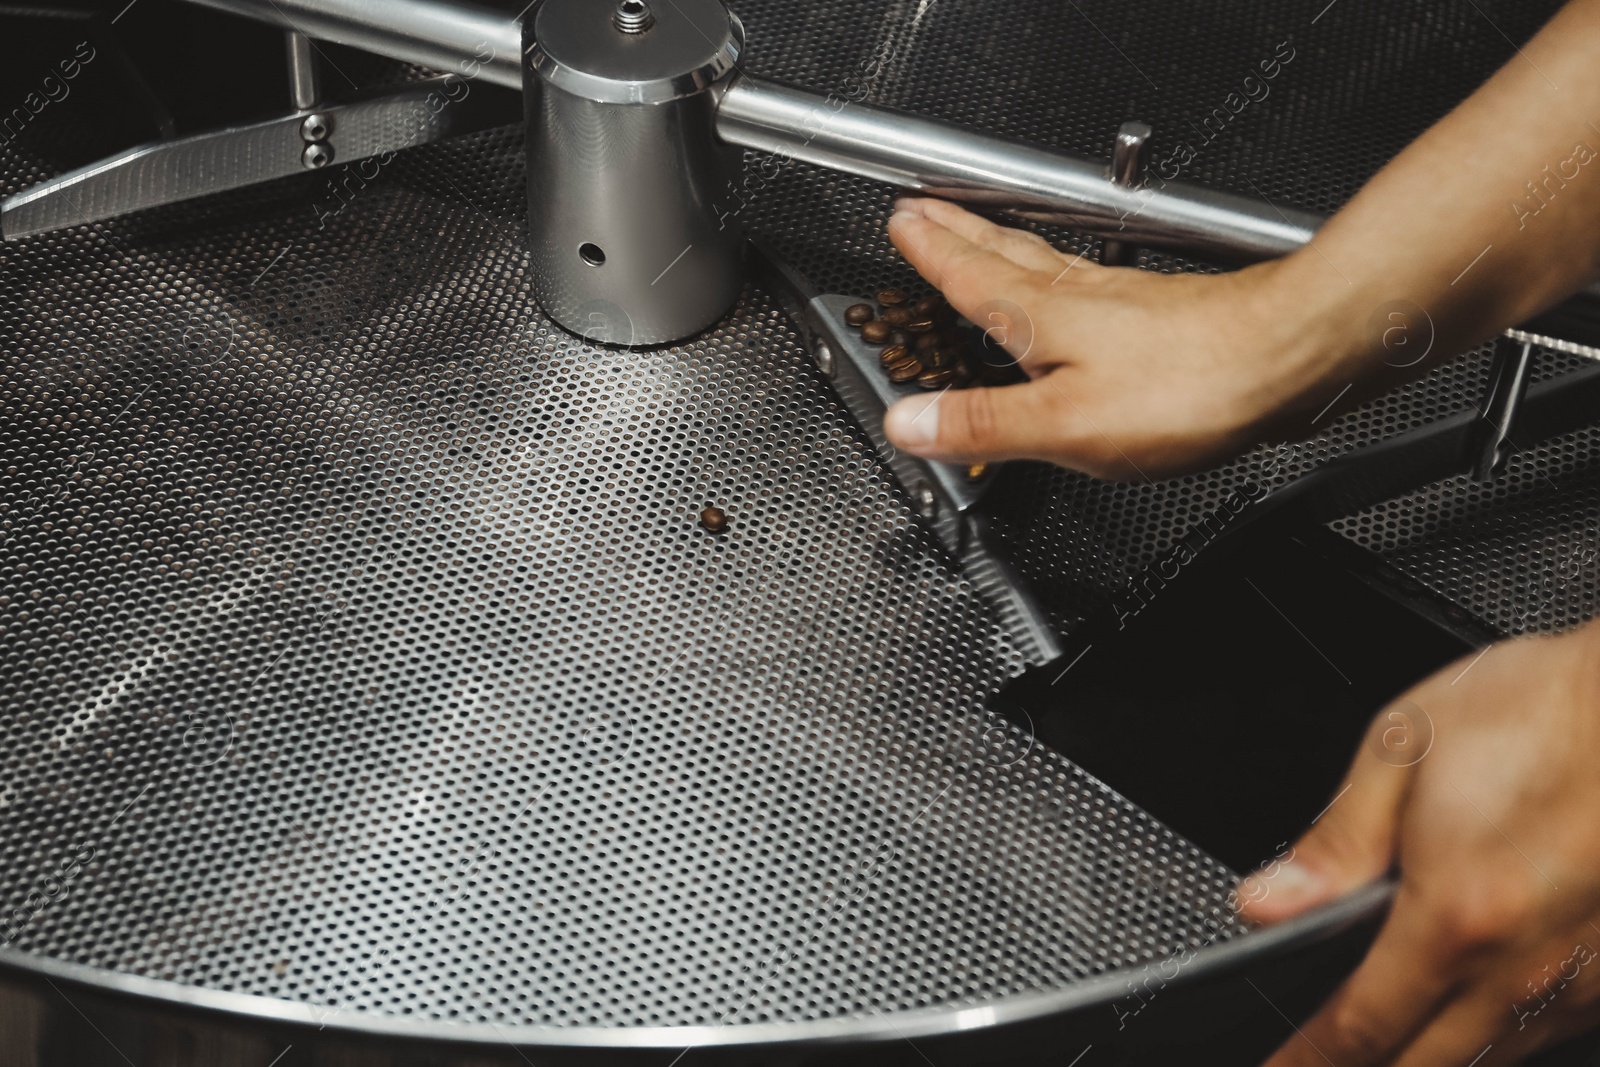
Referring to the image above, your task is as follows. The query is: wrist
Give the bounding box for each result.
[1234,249,1385,426]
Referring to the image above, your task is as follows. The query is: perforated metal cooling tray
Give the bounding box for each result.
[1,0,1594,1062]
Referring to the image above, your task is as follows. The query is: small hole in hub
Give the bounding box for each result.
[579,243,606,267]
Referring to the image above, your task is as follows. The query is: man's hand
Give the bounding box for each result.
[880,197,1367,480]
[1238,624,1600,1066]
[881,0,1600,480]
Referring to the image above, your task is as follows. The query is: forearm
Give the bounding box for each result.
[880,2,1600,475]
[1270,0,1600,396]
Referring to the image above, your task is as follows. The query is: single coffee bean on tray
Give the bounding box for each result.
[886,357,924,383]
[879,343,911,367]
[881,306,913,328]
[700,506,728,533]
[860,320,892,344]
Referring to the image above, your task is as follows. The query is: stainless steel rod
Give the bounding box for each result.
[715,76,1320,260]
[183,0,524,88]
[173,0,1326,261]
[285,31,321,109]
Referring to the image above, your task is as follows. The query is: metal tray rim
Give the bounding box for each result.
[0,881,1392,1049]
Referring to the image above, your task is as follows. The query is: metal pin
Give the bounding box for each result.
[1469,336,1535,480]
[1102,120,1152,267]
[285,31,320,112]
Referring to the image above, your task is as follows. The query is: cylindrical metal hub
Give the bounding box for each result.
[524,0,745,346]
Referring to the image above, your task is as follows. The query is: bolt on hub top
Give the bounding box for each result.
[524,0,746,346]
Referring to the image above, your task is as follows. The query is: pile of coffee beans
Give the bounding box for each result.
[841,289,1022,392]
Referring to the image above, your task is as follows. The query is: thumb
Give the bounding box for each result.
[882,380,1077,464]
[1238,710,1419,924]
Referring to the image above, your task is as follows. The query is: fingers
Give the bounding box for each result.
[1386,987,1525,1067]
[887,205,1048,320]
[883,379,1074,464]
[1389,923,1600,1067]
[1240,706,1419,925]
[894,197,1084,276]
[1262,893,1462,1067]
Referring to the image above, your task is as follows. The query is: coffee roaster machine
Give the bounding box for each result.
[3,0,1600,1063]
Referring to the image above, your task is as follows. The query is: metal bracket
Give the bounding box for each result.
[1,74,514,239]
[752,240,1063,664]
[807,293,995,556]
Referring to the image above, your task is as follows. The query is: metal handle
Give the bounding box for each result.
[180,0,524,86]
[172,0,1322,262]
[714,76,1318,260]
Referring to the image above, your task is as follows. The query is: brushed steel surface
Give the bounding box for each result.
[1,77,498,239]
[180,0,524,88]
[0,126,1242,1048]
[162,0,1324,261]
[3,0,1597,1060]
[523,0,747,343]
[285,31,320,111]
[715,75,1320,261]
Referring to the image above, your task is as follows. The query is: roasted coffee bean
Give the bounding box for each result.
[888,329,915,349]
[914,296,940,317]
[906,317,935,333]
[844,303,874,326]
[914,332,940,355]
[886,358,924,383]
[699,506,728,533]
[917,368,956,389]
[950,361,976,387]
[860,320,892,344]
[880,306,913,327]
[966,463,989,481]
[879,343,911,367]
[926,348,959,370]
[876,288,908,306]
